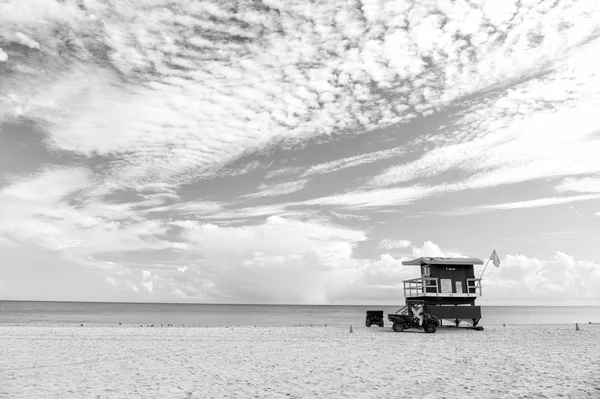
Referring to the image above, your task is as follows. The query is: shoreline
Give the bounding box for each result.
[3,303,599,327]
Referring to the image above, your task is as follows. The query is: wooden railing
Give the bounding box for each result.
[403,277,482,297]
[403,277,439,297]
[466,278,482,296]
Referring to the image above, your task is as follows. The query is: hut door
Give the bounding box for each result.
[440,279,452,293]
[455,281,463,294]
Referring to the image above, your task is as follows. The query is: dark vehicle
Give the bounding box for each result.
[388,300,439,333]
[365,310,385,327]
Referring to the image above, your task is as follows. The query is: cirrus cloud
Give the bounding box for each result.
[2,0,597,193]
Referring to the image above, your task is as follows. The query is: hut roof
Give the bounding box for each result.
[402,257,483,266]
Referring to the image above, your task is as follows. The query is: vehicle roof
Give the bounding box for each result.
[402,257,484,266]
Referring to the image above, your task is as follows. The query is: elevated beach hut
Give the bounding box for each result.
[402,257,484,326]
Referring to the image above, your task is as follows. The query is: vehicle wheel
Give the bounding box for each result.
[424,324,437,334]
[365,320,372,327]
[379,322,384,328]
[392,322,405,332]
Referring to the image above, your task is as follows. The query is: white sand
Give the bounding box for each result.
[1,324,599,398]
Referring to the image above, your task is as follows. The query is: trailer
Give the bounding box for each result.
[365,310,385,327]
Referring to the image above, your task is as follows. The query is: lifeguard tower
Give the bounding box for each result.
[402,257,484,327]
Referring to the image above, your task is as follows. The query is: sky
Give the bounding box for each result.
[1,0,600,306]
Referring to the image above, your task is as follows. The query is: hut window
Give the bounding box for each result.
[423,266,430,276]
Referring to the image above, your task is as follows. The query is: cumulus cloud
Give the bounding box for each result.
[358,254,410,287]
[410,241,464,258]
[141,281,154,293]
[126,281,140,293]
[0,48,7,62]
[482,252,600,304]
[334,243,600,305]
[331,240,472,302]
[163,216,368,303]
[379,239,412,249]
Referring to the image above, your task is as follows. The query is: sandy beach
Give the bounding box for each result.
[1,324,599,398]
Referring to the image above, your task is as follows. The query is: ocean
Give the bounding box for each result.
[1,301,599,327]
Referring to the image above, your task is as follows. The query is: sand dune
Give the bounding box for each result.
[1,324,599,398]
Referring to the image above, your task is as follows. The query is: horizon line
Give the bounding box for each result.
[1,299,599,307]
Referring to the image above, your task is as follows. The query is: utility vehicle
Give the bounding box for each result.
[387,300,439,333]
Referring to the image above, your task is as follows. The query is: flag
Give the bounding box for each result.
[490,250,500,267]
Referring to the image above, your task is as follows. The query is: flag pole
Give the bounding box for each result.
[478,258,492,280]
